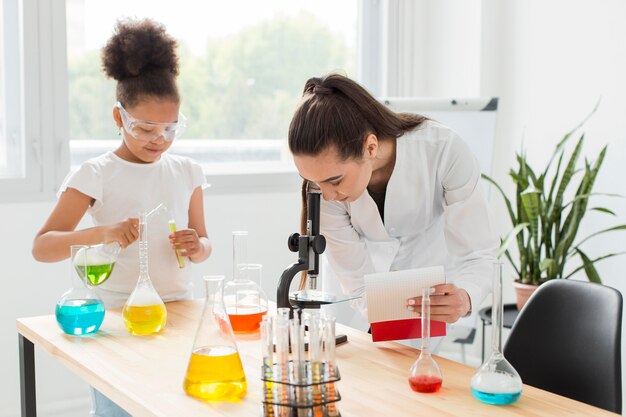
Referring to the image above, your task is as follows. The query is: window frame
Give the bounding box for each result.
[1,0,379,201]
[0,0,69,202]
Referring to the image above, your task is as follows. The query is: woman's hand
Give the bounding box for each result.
[102,218,139,248]
[169,229,203,258]
[406,283,471,323]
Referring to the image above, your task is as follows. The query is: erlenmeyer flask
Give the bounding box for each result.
[224,231,268,333]
[122,211,167,335]
[74,242,120,286]
[408,287,443,393]
[471,262,523,404]
[183,275,247,400]
[55,245,106,335]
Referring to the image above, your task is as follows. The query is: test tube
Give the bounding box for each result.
[289,317,307,412]
[274,312,291,416]
[324,316,340,417]
[307,312,324,417]
[261,316,275,417]
[168,220,185,268]
[277,307,290,321]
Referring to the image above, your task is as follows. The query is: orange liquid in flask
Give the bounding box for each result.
[183,346,247,400]
[227,306,267,333]
[122,304,167,335]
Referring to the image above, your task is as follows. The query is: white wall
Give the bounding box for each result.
[480,1,626,411]
[0,189,301,417]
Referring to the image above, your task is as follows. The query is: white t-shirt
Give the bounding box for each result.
[58,151,206,307]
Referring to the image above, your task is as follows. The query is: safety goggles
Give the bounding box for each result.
[115,102,186,142]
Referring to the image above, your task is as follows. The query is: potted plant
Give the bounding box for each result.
[483,107,626,310]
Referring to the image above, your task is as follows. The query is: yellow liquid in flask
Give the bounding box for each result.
[183,346,247,400]
[122,304,167,335]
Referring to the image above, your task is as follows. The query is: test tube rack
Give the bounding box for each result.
[261,312,342,417]
[261,360,341,416]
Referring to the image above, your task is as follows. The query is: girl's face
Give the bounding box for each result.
[113,98,180,163]
[294,146,373,203]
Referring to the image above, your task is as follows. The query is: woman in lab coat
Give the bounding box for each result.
[288,73,499,326]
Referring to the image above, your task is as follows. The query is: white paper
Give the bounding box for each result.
[364,266,446,323]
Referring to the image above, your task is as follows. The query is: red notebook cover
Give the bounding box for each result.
[370,318,446,342]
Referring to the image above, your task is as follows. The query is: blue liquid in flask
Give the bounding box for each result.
[55,299,105,335]
[471,388,521,405]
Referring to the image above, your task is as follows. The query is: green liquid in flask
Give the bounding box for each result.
[76,263,116,286]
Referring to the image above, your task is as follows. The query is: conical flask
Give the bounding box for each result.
[224,231,268,333]
[74,242,121,286]
[55,245,106,335]
[471,262,522,404]
[183,275,247,400]
[122,211,167,335]
[408,287,443,393]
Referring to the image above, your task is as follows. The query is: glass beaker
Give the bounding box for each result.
[225,264,269,333]
[183,275,247,400]
[408,287,443,393]
[73,242,120,286]
[122,210,167,335]
[471,262,523,404]
[224,231,268,332]
[55,245,106,335]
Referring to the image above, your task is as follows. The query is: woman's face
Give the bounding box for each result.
[113,98,180,163]
[294,146,373,202]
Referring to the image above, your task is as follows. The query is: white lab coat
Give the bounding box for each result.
[320,120,499,328]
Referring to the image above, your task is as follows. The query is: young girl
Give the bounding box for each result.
[32,18,211,416]
[288,74,499,327]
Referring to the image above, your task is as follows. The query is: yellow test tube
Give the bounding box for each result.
[168,220,185,268]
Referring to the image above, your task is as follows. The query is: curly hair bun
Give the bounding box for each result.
[102,18,179,81]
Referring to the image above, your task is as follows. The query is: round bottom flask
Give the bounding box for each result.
[122,210,167,335]
[122,290,167,335]
[470,365,522,405]
[74,242,120,286]
[470,262,522,405]
[55,245,105,335]
[408,287,443,393]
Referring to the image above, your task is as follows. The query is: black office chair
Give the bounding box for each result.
[504,279,623,413]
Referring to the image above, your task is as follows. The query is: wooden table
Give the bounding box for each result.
[16,300,618,417]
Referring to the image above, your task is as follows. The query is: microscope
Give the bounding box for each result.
[276,184,348,344]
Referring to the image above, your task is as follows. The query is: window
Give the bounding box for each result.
[66,0,359,181]
[0,0,69,200]
[0,0,23,180]
[0,1,375,199]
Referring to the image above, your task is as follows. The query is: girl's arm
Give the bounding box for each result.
[32,187,139,262]
[171,185,212,263]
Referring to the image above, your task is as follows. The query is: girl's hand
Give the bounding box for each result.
[169,229,203,257]
[103,218,139,248]
[406,283,471,323]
